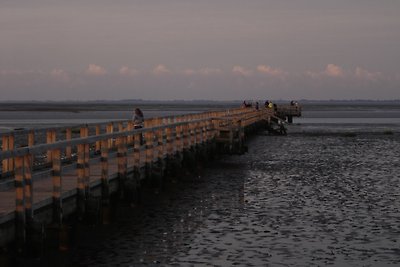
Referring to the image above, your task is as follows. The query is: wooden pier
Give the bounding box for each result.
[0,105,300,256]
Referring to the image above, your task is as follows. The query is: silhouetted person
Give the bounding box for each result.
[132,108,144,129]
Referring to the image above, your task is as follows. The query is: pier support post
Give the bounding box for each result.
[117,136,128,199]
[80,127,90,197]
[100,139,110,224]
[77,144,86,220]
[131,133,142,205]
[14,156,26,254]
[51,149,62,225]
[144,131,153,180]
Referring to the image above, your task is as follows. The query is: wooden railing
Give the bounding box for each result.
[276,104,302,117]
[0,107,257,177]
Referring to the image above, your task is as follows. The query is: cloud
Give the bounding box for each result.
[119,66,139,76]
[50,69,70,82]
[324,64,344,77]
[199,68,222,75]
[181,68,223,75]
[182,69,196,75]
[306,64,345,78]
[355,67,382,81]
[86,64,107,76]
[152,64,170,75]
[232,66,253,76]
[257,65,285,77]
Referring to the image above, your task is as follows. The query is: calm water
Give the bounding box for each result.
[2,103,400,266]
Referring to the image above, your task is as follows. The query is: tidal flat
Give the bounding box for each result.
[58,127,400,267]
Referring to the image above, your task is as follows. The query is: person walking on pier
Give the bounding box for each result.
[132,108,144,129]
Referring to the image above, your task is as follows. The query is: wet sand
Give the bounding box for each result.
[59,127,400,266]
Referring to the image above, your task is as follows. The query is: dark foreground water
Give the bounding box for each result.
[48,126,399,267]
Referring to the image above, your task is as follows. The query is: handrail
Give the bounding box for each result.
[0,107,241,138]
[0,118,211,160]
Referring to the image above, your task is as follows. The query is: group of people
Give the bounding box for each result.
[242,100,298,111]
[242,100,278,112]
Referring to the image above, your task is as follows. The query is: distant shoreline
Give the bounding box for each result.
[0,99,399,112]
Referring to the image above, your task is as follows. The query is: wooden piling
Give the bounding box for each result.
[145,131,154,179]
[117,136,128,197]
[15,156,25,253]
[100,139,110,224]
[51,149,62,226]
[80,127,90,196]
[77,143,86,219]
[23,154,33,223]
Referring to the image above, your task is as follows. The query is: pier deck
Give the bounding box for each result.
[0,105,300,251]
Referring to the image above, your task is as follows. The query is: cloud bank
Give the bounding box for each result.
[0,64,398,101]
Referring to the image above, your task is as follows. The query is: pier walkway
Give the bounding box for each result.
[0,105,301,252]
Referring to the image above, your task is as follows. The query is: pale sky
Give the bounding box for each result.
[1,0,399,100]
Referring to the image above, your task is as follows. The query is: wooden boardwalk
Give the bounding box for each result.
[0,105,301,251]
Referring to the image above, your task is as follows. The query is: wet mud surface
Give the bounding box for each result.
[62,130,400,266]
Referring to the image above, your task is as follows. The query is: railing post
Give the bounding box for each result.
[2,134,15,176]
[127,121,134,144]
[106,123,114,149]
[46,129,56,164]
[65,128,72,161]
[28,130,35,148]
[95,125,101,153]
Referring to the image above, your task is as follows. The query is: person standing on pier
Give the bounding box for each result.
[132,108,144,129]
